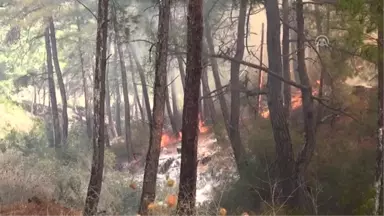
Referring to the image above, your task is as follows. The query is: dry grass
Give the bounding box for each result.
[0,198,82,216]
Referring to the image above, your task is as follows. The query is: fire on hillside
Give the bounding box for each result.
[260,80,320,118]
[160,113,210,147]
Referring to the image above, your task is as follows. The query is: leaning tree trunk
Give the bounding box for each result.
[49,17,68,146]
[176,0,203,215]
[129,46,152,124]
[175,49,186,89]
[374,9,384,215]
[113,8,133,160]
[229,0,248,177]
[44,23,61,148]
[282,0,291,118]
[138,0,171,215]
[204,24,230,134]
[76,14,92,138]
[82,0,109,215]
[264,0,296,206]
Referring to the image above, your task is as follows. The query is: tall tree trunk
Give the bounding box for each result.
[49,17,68,146]
[138,0,170,214]
[229,0,248,177]
[134,98,139,120]
[264,0,296,205]
[82,0,109,214]
[175,51,186,88]
[171,78,181,130]
[44,24,61,148]
[43,83,46,107]
[106,51,117,138]
[166,88,178,134]
[76,14,92,138]
[293,0,317,211]
[129,53,145,123]
[202,85,210,121]
[289,0,299,83]
[204,24,230,134]
[282,0,291,118]
[374,9,384,215]
[201,62,212,122]
[255,23,264,116]
[314,5,325,131]
[199,84,204,119]
[113,9,133,160]
[129,46,152,124]
[113,47,122,136]
[201,62,216,124]
[176,0,203,214]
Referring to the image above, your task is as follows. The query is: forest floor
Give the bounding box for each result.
[0,198,82,216]
[0,85,378,215]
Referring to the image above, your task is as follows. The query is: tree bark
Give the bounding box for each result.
[76,14,92,138]
[282,0,291,118]
[49,17,68,145]
[264,0,296,205]
[128,53,145,123]
[113,8,133,160]
[204,24,230,134]
[228,0,248,177]
[176,0,203,214]
[82,0,109,215]
[138,0,170,214]
[374,8,384,214]
[44,23,61,148]
[129,46,152,124]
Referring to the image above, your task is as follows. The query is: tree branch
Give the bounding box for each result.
[210,54,310,90]
[74,0,97,20]
[311,95,362,124]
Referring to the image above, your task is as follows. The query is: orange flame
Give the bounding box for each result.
[161,133,181,147]
[198,114,210,134]
[160,113,210,147]
[260,81,320,118]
